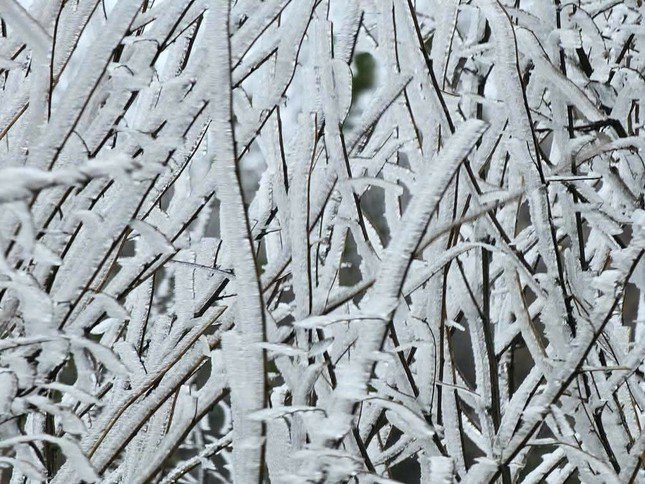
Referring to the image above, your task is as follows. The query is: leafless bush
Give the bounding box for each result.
[0,0,642,482]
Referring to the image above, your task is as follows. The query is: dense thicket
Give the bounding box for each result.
[0,0,642,482]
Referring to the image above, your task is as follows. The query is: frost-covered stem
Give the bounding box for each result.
[158,432,232,484]
[206,1,267,482]
[476,0,577,354]
[316,120,487,459]
[477,250,644,482]
[0,0,642,481]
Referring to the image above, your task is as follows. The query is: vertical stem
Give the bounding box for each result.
[207,2,267,482]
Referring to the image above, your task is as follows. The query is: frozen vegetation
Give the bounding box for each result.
[0,0,643,482]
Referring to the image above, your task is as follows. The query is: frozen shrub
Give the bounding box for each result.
[0,0,642,482]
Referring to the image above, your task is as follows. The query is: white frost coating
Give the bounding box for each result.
[303,119,487,472]
[0,153,135,202]
[206,1,266,482]
[0,0,641,482]
[0,1,51,58]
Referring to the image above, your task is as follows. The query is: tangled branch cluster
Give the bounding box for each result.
[0,0,642,482]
